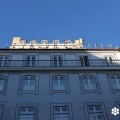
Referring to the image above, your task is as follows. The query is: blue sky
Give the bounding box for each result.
[0,0,120,48]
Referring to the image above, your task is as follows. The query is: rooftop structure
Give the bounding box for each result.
[10,37,84,49]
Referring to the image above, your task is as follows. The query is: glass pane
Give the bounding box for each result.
[53,80,59,90]
[30,80,35,84]
[19,115,34,120]
[60,80,66,90]
[19,115,27,120]
[20,108,27,113]
[30,80,35,90]
[90,79,97,90]
[27,57,30,60]
[32,57,35,60]
[0,80,4,84]
[58,57,62,66]
[27,115,34,120]
[118,79,120,84]
[5,56,8,60]
[23,80,29,84]
[80,56,84,66]
[95,106,102,112]
[4,61,8,66]
[58,57,62,61]
[112,79,120,89]
[62,114,69,120]
[88,106,94,112]
[22,85,29,90]
[54,107,60,113]
[31,61,35,67]
[54,57,57,66]
[0,85,3,91]
[89,114,95,120]
[84,56,89,66]
[54,115,61,120]
[62,107,68,113]
[0,57,3,60]
[54,114,69,120]
[0,62,3,67]
[0,80,4,91]
[30,85,35,90]
[28,107,34,113]
[96,114,104,120]
[83,80,89,90]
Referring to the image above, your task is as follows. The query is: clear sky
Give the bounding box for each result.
[0,0,120,48]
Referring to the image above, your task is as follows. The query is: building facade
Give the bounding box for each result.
[0,37,120,120]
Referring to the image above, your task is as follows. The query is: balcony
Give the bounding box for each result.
[0,59,120,71]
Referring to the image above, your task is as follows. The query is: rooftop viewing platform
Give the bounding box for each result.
[10,37,84,49]
[8,37,117,50]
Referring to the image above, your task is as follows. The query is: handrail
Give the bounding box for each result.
[0,59,120,67]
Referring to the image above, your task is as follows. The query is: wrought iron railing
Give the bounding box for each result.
[0,59,120,67]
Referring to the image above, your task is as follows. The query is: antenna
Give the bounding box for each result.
[6,43,8,47]
[0,42,1,48]
[82,36,86,46]
[101,43,104,48]
[108,43,112,48]
[88,43,90,48]
[95,43,98,48]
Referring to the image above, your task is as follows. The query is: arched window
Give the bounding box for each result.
[81,75,97,91]
[0,75,7,94]
[110,75,120,90]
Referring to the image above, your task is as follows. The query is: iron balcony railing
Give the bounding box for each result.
[0,59,120,67]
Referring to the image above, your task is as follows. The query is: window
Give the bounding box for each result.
[0,75,7,94]
[53,106,69,120]
[52,75,66,91]
[53,56,63,67]
[51,104,72,120]
[25,56,36,67]
[0,104,3,120]
[104,56,113,66]
[22,76,36,91]
[0,80,5,92]
[18,106,35,120]
[80,56,89,66]
[109,75,120,90]
[87,105,104,120]
[50,75,70,94]
[82,75,97,91]
[0,56,9,67]
[80,74,100,93]
[19,75,38,94]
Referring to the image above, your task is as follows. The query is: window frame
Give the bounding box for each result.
[52,75,67,91]
[0,55,9,67]
[108,74,120,93]
[103,56,113,66]
[0,75,7,94]
[18,75,38,95]
[0,104,4,120]
[51,104,72,120]
[84,102,107,120]
[79,55,90,67]
[16,104,38,120]
[52,55,63,67]
[115,102,120,119]
[25,55,36,67]
[80,74,101,93]
[50,74,70,94]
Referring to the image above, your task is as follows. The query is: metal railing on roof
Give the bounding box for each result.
[0,59,120,67]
